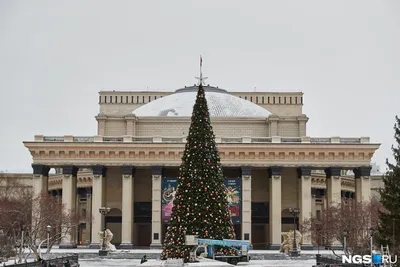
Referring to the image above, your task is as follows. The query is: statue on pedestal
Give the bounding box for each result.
[98,229,117,251]
[280,230,302,254]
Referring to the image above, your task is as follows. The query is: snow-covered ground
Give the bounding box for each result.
[78,259,316,267]
[44,247,341,255]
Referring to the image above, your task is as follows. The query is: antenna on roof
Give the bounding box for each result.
[195,55,208,86]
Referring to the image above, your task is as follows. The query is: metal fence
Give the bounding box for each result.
[4,255,79,267]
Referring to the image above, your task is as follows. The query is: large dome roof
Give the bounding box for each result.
[133,85,271,117]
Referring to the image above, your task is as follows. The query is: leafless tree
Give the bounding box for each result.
[0,181,84,263]
[302,198,384,255]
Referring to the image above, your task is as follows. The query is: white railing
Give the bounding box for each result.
[43,136,64,142]
[34,135,370,144]
[73,136,94,142]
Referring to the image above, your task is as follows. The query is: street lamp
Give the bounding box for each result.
[289,207,301,257]
[99,207,111,256]
[20,224,25,256]
[369,227,375,265]
[46,225,51,255]
[343,229,348,255]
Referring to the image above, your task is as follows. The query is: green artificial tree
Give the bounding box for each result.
[377,116,400,252]
[160,84,235,261]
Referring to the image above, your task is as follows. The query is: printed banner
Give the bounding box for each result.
[162,177,178,223]
[224,178,242,224]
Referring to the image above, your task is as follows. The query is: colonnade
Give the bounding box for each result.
[32,164,372,249]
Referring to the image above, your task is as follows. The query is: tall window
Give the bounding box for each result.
[295,97,298,104]
[99,96,101,103]
[148,96,151,102]
[110,96,113,103]
[105,96,107,103]
[284,97,286,104]
[256,96,259,103]
[115,96,118,103]
[136,96,139,103]
[250,96,253,102]
[121,96,123,103]
[301,96,303,104]
[142,96,145,103]
[268,97,270,103]
[273,97,275,104]
[290,97,292,104]
[262,96,264,104]
[245,96,247,100]
[131,96,134,103]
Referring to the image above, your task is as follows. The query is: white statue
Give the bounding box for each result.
[280,230,302,254]
[98,229,117,251]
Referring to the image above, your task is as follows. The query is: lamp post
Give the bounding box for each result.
[343,229,348,255]
[99,207,111,256]
[369,227,374,266]
[46,225,51,257]
[20,224,25,256]
[289,207,300,257]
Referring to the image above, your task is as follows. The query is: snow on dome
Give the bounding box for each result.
[133,86,271,117]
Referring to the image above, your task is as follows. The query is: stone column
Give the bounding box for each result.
[241,167,252,242]
[125,114,137,136]
[89,165,107,249]
[268,166,282,250]
[96,113,107,136]
[86,188,92,245]
[59,166,78,248]
[268,115,279,136]
[32,164,50,198]
[354,166,372,203]
[75,190,80,244]
[31,164,50,245]
[325,167,342,206]
[297,166,313,250]
[297,115,308,137]
[120,166,135,248]
[150,166,163,248]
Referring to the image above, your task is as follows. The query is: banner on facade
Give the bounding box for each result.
[161,177,178,223]
[224,178,242,224]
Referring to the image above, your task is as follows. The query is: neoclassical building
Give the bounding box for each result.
[23,84,380,249]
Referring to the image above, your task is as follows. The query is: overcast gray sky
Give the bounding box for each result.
[0,0,399,173]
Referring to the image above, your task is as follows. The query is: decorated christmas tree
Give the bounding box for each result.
[160,83,235,261]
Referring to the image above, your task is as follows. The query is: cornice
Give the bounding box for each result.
[24,139,379,169]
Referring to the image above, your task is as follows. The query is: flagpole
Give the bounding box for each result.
[200,55,202,85]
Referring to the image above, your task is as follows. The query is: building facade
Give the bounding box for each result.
[23,85,380,249]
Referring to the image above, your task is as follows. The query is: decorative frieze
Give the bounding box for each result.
[25,141,378,168]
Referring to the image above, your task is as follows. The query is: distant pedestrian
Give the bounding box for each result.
[140,255,147,264]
